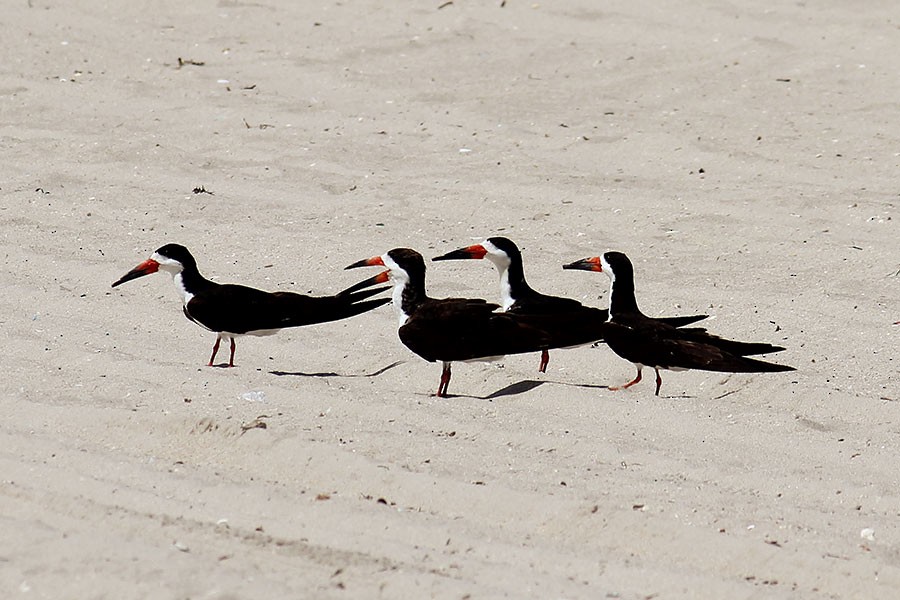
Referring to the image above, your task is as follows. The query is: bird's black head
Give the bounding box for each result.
[485,237,521,262]
[112,243,199,288]
[601,251,633,283]
[385,248,426,279]
[345,248,426,291]
[154,244,197,270]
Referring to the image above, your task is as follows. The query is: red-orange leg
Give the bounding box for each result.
[437,362,452,397]
[610,366,642,391]
[538,349,550,373]
[208,337,221,367]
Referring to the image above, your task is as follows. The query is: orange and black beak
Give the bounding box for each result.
[432,244,487,262]
[562,257,602,272]
[341,270,390,295]
[112,258,160,287]
[343,256,390,294]
[345,256,385,270]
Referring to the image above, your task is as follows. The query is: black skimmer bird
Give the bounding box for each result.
[345,248,552,397]
[112,244,390,367]
[432,237,708,372]
[563,251,795,395]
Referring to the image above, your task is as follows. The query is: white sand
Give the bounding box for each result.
[2,1,898,597]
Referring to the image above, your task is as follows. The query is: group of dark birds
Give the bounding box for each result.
[112,238,794,397]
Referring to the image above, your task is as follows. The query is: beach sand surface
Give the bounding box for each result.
[1,1,898,597]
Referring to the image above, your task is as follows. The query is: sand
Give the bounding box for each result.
[2,0,898,597]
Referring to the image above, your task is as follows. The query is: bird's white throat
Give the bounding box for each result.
[484,247,514,311]
[497,267,514,311]
[382,253,411,327]
[172,272,194,305]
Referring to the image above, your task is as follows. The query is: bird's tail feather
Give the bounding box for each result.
[657,314,709,328]
[337,284,389,301]
[273,287,390,328]
[674,328,786,356]
[712,340,786,356]
[729,355,795,373]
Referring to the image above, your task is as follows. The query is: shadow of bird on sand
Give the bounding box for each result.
[483,379,546,399]
[268,369,693,401]
[269,360,405,378]
[436,379,548,400]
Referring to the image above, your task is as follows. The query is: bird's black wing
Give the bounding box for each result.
[601,319,793,373]
[661,327,785,356]
[511,304,609,348]
[654,338,795,372]
[399,298,551,362]
[185,284,388,334]
[510,291,586,314]
[654,313,709,328]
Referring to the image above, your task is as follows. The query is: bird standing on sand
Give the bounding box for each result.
[433,237,707,372]
[112,244,390,367]
[345,248,552,397]
[563,251,795,395]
